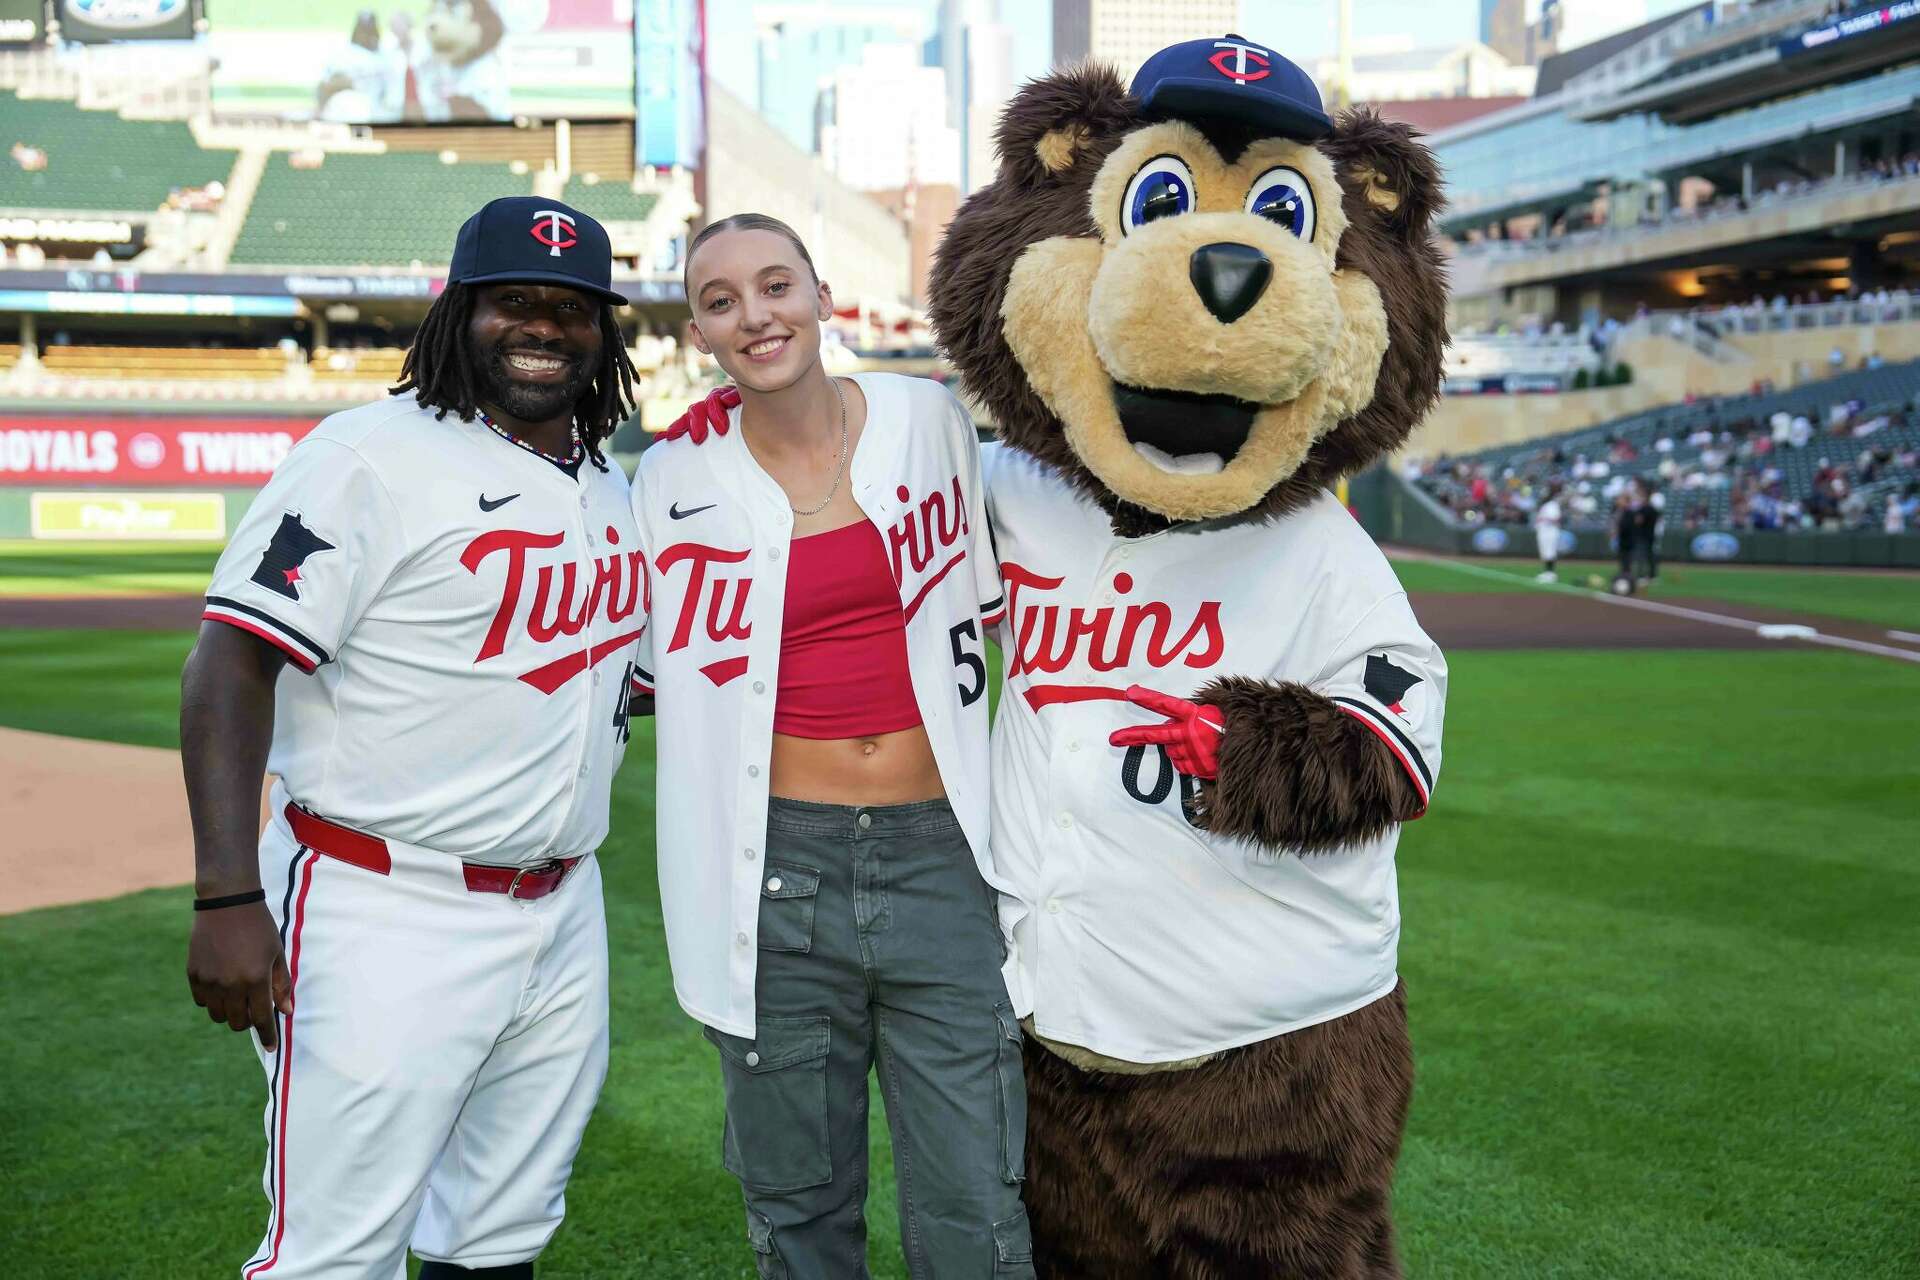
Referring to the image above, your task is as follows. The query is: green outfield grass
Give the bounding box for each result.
[0,541,221,597]
[1390,554,1920,631]
[2,628,1916,1277]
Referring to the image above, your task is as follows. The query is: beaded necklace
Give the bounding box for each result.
[477,408,583,468]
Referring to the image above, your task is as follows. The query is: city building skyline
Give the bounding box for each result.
[819,43,961,191]
[1315,37,1536,104]
[753,4,926,153]
[1052,0,1240,85]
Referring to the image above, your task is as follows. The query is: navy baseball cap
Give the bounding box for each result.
[1130,34,1333,142]
[448,196,627,306]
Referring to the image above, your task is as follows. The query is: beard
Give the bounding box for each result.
[474,338,594,424]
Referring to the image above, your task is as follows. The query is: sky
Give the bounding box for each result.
[702,0,1708,109]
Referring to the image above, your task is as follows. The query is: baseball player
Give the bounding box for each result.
[181,197,641,1279]
[1534,483,1565,581]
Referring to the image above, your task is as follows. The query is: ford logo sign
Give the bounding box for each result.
[67,0,186,31]
[1690,532,1740,561]
[1471,527,1509,554]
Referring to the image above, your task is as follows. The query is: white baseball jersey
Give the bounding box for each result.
[632,373,1008,1038]
[983,445,1446,1064]
[205,394,644,865]
[1535,497,1564,560]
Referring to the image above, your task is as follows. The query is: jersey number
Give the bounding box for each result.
[1120,744,1203,826]
[949,620,985,707]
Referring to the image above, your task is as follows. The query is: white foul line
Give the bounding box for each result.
[1409,556,1920,665]
[1888,630,1920,646]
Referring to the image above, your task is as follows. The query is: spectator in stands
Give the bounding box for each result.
[1891,495,1912,535]
[1788,415,1813,449]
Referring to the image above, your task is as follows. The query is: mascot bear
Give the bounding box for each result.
[924,36,1450,1279]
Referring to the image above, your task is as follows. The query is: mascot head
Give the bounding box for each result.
[422,0,504,68]
[931,34,1448,536]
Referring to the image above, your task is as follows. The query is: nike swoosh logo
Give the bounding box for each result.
[669,502,716,520]
[479,493,520,512]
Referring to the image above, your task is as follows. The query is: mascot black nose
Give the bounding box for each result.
[1189,243,1271,324]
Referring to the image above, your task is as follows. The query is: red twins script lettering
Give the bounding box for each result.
[1002,560,1224,710]
[887,477,969,621]
[656,542,753,686]
[461,527,648,693]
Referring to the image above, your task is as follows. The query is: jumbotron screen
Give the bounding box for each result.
[206,0,636,124]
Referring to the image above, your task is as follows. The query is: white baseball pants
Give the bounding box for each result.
[239,788,610,1278]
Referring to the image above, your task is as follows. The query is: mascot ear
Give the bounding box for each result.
[993,61,1139,188]
[1322,108,1444,243]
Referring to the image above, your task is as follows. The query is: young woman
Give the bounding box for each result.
[630,214,1032,1278]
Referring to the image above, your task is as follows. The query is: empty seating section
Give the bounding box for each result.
[0,91,233,212]
[230,153,529,267]
[310,348,407,382]
[36,346,295,380]
[560,179,658,225]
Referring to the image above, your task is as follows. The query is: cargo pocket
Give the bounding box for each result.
[756,862,821,954]
[992,1205,1035,1274]
[992,1000,1027,1184]
[704,1014,833,1193]
[745,1207,789,1280]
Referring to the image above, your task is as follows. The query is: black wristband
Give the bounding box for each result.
[194,889,267,912]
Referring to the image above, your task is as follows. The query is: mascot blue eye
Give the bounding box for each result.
[1245,166,1317,242]
[1121,156,1196,235]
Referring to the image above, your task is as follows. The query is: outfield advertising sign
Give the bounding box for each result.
[0,0,47,46]
[31,491,227,540]
[0,416,319,486]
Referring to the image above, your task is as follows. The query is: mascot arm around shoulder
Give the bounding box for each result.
[924,35,1450,1280]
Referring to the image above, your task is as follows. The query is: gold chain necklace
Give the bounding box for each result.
[789,378,849,517]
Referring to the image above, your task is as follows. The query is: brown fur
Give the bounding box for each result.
[1197,677,1425,849]
[931,59,1446,1280]
[929,65,1448,539]
[1022,981,1414,1280]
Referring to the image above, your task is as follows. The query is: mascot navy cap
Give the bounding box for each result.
[1130,34,1333,142]
[448,196,627,305]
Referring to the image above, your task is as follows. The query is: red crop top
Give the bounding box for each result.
[774,520,923,739]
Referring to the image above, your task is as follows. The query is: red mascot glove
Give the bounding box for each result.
[1107,685,1226,780]
[663,384,742,444]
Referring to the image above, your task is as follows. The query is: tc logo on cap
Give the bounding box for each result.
[530,209,579,258]
[1209,38,1272,84]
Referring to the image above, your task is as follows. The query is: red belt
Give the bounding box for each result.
[284,802,582,901]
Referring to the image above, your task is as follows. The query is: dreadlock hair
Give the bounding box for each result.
[392,282,638,472]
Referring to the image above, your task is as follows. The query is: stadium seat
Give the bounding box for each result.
[229,153,532,267]
[0,91,234,213]
[36,346,291,381]
[560,178,659,225]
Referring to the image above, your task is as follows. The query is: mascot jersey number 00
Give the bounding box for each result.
[927,35,1451,1280]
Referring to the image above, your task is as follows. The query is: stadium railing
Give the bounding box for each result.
[1452,167,1920,261]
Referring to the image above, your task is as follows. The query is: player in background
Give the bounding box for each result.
[1635,481,1664,585]
[1534,482,1565,582]
[182,197,640,1279]
[648,216,1031,1278]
